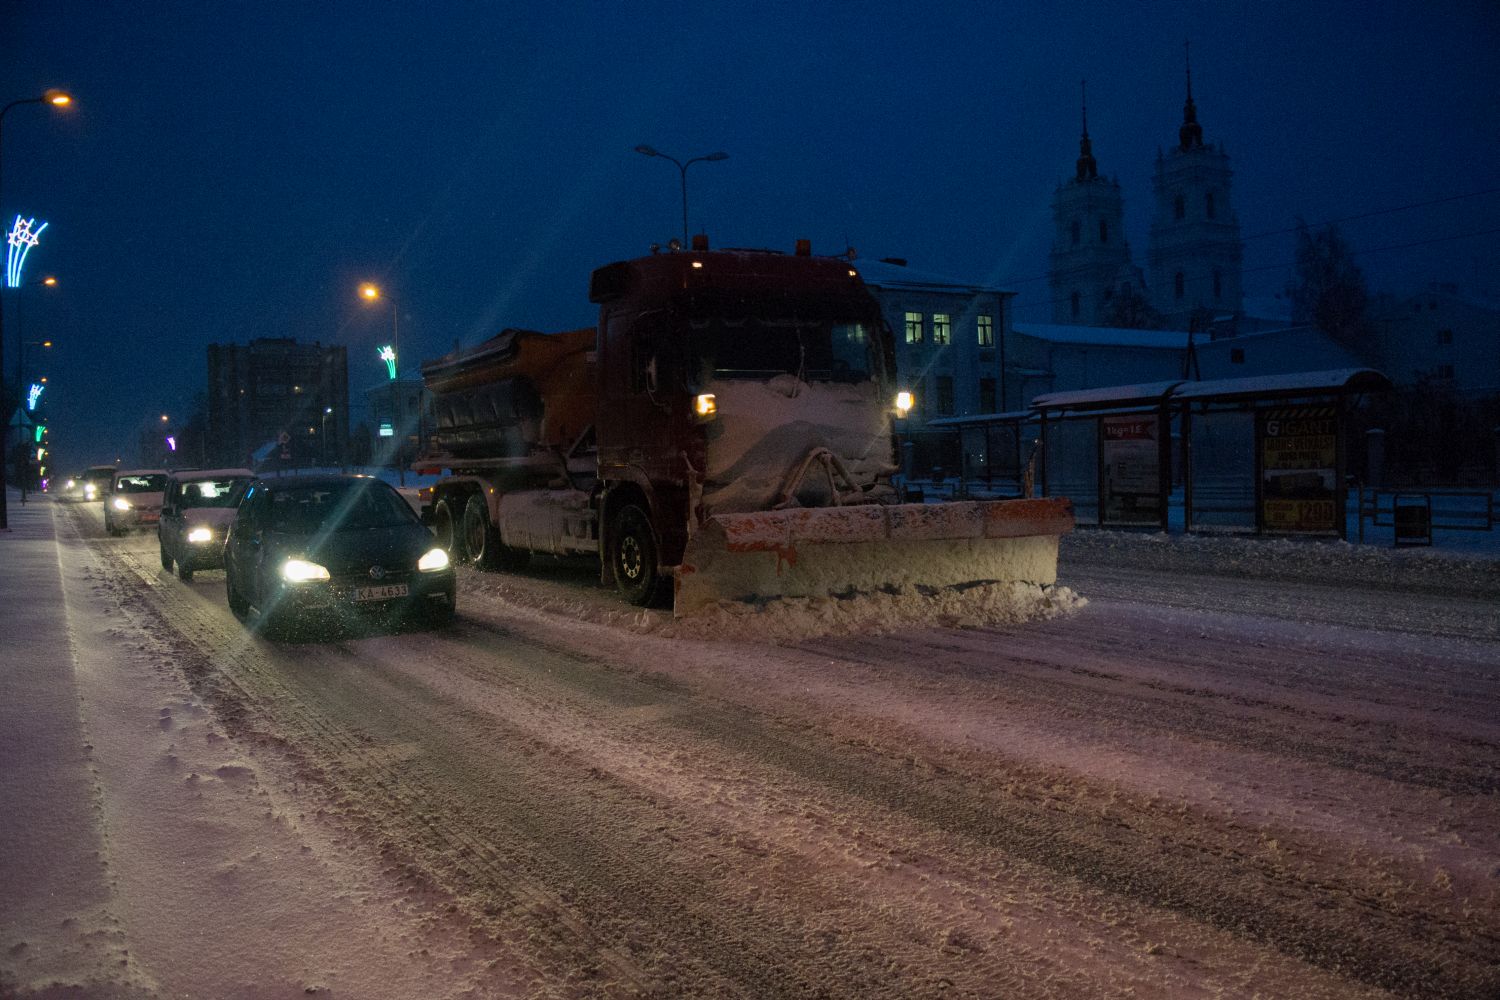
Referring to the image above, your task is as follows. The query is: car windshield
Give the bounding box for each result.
[179,477,250,509]
[266,481,417,534]
[688,314,877,383]
[116,474,166,493]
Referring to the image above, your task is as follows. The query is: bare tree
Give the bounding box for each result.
[1287,220,1372,352]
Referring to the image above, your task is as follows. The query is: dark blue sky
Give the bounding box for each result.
[4,0,1497,469]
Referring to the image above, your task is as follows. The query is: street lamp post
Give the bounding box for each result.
[321,406,334,469]
[0,88,72,529]
[633,145,728,247]
[359,283,403,486]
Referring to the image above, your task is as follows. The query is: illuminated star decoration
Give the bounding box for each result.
[27,383,45,410]
[166,436,177,452]
[377,345,397,380]
[6,216,48,288]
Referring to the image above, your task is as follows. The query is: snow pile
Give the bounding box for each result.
[458,566,1084,642]
[642,582,1087,642]
[1062,528,1500,598]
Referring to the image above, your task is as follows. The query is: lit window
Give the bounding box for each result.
[904,311,923,344]
[977,315,994,347]
[932,313,951,345]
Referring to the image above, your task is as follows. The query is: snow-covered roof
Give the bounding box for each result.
[1032,380,1184,410]
[853,258,1014,296]
[1171,368,1392,401]
[1032,368,1392,413]
[1014,322,1188,350]
[166,467,254,480]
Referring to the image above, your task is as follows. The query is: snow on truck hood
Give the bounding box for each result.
[700,374,896,515]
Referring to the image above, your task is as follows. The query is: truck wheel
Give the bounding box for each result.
[462,495,501,568]
[610,504,668,607]
[432,498,460,558]
[462,495,529,571]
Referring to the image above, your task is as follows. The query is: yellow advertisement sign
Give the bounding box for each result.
[1259,407,1338,535]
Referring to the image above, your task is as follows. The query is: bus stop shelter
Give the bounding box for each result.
[1029,368,1392,538]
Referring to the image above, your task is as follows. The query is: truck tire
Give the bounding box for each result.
[462,494,530,571]
[432,498,460,558]
[610,504,668,607]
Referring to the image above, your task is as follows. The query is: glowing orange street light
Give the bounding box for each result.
[44,90,72,108]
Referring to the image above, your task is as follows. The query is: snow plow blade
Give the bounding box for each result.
[675,497,1074,616]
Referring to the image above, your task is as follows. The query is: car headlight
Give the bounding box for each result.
[112,497,132,511]
[85,484,97,498]
[280,558,330,583]
[417,547,450,572]
[187,526,214,544]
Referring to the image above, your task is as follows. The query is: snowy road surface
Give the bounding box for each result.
[3,498,1498,999]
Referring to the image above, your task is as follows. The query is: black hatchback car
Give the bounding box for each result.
[224,475,456,636]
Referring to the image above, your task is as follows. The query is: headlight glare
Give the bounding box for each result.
[280,558,330,583]
[895,390,914,417]
[417,547,450,572]
[187,526,214,543]
[112,497,132,511]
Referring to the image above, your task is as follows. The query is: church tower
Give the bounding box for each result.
[1049,83,1146,326]
[1148,47,1244,329]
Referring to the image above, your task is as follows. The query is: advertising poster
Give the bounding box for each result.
[1258,406,1338,535]
[1100,414,1161,525]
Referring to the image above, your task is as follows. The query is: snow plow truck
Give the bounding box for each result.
[414,239,1073,615]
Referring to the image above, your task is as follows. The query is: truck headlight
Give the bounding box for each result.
[187,526,214,544]
[417,547,450,572]
[895,390,914,417]
[112,497,132,511]
[85,484,97,498]
[281,559,330,583]
[693,393,717,420]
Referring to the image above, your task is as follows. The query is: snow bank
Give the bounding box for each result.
[459,566,1085,643]
[1061,528,1500,598]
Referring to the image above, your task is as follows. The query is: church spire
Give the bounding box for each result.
[1076,79,1098,180]
[1178,40,1204,151]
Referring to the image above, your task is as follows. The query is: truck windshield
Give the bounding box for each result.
[688,315,876,383]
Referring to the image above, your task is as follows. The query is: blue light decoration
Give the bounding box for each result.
[377,345,397,380]
[27,383,44,410]
[6,216,48,288]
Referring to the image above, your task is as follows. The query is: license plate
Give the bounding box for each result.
[354,583,408,601]
[140,512,159,523]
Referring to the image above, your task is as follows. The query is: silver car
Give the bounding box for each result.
[105,469,168,535]
[157,468,253,580]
